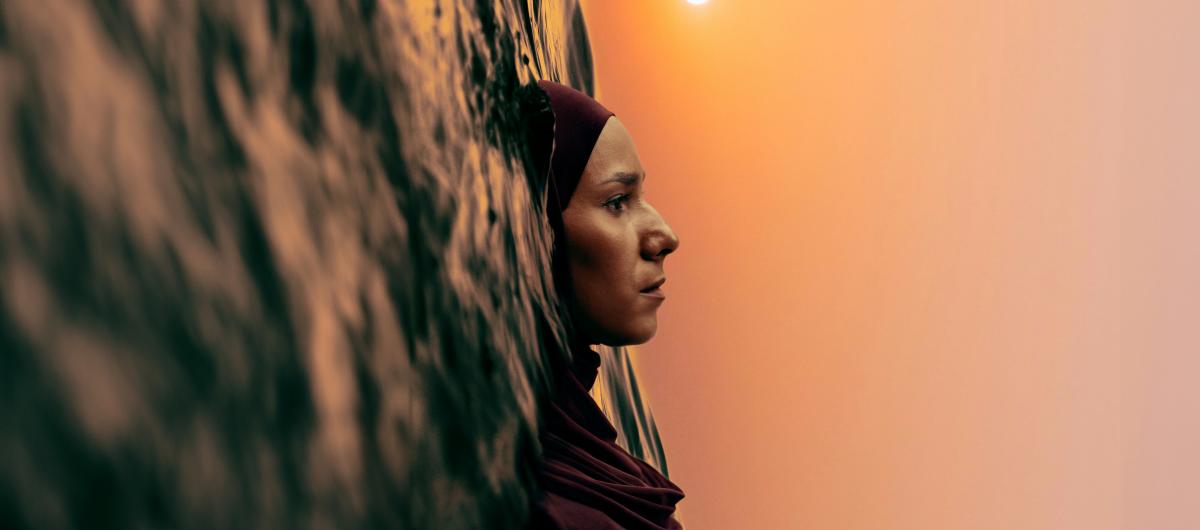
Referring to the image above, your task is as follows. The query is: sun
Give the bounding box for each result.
[686,0,709,5]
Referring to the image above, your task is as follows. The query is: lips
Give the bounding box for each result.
[639,277,666,301]
[639,277,666,293]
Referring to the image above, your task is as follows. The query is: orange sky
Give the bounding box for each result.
[580,1,1199,529]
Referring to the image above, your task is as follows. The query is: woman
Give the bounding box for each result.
[526,80,685,530]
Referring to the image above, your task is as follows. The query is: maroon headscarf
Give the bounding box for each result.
[536,79,615,213]
[528,81,686,530]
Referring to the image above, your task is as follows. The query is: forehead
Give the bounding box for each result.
[580,118,645,187]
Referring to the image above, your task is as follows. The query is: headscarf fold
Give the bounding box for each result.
[531,345,685,530]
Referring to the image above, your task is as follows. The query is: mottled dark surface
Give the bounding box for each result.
[0,1,623,528]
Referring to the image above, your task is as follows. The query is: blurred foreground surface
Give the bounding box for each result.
[0,1,669,529]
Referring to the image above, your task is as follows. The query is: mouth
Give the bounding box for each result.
[639,277,666,300]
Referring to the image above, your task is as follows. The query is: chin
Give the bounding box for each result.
[576,308,658,346]
[606,320,657,347]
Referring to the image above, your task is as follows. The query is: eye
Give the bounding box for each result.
[603,193,631,213]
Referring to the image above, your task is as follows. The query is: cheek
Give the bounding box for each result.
[569,221,626,284]
[566,215,638,303]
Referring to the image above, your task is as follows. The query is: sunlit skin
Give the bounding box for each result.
[562,117,680,347]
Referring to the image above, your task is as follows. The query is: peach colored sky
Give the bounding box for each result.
[581,1,1199,529]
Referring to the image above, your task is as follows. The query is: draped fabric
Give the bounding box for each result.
[529,345,685,530]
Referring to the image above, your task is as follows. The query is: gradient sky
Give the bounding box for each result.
[580,1,1199,529]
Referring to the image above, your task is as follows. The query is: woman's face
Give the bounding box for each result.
[561,117,680,346]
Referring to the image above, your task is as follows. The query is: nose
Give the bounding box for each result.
[640,204,680,261]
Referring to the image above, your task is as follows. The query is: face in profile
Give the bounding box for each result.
[561,117,680,346]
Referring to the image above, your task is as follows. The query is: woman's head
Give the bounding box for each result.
[536,81,679,347]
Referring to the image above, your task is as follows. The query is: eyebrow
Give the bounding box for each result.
[602,171,644,185]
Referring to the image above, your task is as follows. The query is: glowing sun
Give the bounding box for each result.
[686,0,709,5]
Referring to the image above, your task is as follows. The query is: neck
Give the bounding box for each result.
[566,334,602,391]
[569,335,595,358]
